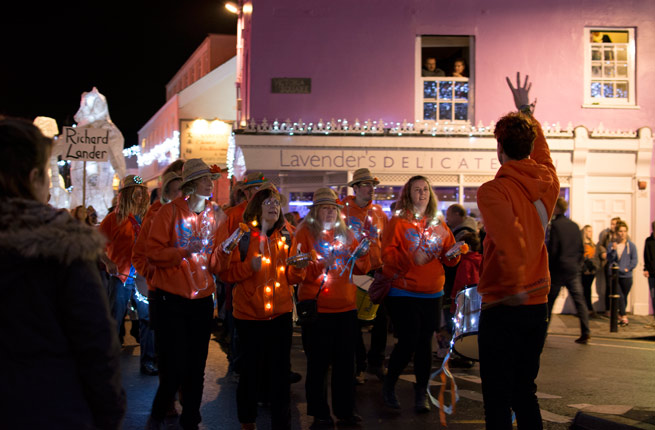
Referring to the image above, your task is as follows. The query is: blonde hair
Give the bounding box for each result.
[116,186,148,222]
[298,204,351,244]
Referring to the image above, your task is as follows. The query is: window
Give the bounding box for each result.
[416,36,474,125]
[584,28,636,107]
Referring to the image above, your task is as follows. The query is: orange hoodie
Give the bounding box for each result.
[381,214,459,295]
[99,211,140,283]
[476,119,559,305]
[131,200,162,287]
[220,224,293,320]
[288,225,371,313]
[146,196,222,299]
[341,196,387,271]
[211,200,248,273]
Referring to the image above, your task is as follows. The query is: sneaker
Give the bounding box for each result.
[141,361,159,376]
[336,414,362,426]
[310,416,334,429]
[354,371,367,385]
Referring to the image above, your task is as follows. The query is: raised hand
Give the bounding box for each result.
[505,72,536,112]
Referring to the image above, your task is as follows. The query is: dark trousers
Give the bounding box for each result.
[478,304,548,430]
[385,296,441,389]
[355,302,388,372]
[302,310,358,419]
[234,313,292,429]
[617,277,633,316]
[150,291,213,429]
[649,278,655,314]
[112,277,156,364]
[581,273,596,310]
[548,274,590,337]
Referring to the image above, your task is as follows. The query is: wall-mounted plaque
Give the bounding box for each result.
[271,78,311,94]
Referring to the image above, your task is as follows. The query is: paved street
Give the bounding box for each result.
[120,313,655,429]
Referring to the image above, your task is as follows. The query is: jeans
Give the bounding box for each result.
[581,273,596,311]
[548,273,590,337]
[478,304,548,430]
[112,277,156,364]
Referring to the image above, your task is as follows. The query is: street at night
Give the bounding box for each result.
[119,314,655,429]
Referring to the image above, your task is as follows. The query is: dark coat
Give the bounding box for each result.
[644,234,655,277]
[547,213,584,281]
[0,198,126,430]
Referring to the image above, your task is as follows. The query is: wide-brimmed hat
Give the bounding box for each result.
[181,159,221,186]
[241,171,268,189]
[161,171,182,192]
[254,182,288,205]
[311,187,343,208]
[119,174,147,192]
[347,168,380,187]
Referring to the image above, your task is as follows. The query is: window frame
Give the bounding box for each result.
[582,27,637,108]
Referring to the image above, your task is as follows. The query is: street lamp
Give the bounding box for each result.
[225,2,239,14]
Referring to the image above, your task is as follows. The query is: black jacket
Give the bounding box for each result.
[644,234,655,277]
[547,214,584,281]
[0,198,126,429]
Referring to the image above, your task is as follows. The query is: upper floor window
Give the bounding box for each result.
[416,36,474,125]
[583,28,636,107]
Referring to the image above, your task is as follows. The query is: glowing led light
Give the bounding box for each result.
[265,302,272,310]
[281,236,286,242]
[278,240,283,247]
[279,266,285,272]
[275,282,281,288]
[252,220,258,227]
[265,286,272,293]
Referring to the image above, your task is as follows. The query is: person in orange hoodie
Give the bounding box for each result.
[341,168,389,383]
[99,174,156,375]
[144,159,225,430]
[288,187,370,427]
[219,186,294,430]
[476,73,559,429]
[381,175,460,413]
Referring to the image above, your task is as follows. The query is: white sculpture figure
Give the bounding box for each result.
[33,116,70,210]
[69,87,127,219]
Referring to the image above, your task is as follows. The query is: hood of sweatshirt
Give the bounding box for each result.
[495,157,555,203]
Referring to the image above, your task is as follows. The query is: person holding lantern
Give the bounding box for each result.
[99,174,157,375]
[144,159,225,430]
[218,185,294,430]
[342,168,389,383]
[288,187,371,427]
[380,175,460,413]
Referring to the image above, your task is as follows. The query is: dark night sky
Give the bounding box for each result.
[1,1,237,148]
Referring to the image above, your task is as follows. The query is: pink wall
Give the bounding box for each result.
[247,0,655,131]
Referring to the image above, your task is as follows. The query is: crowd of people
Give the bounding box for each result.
[2,72,654,430]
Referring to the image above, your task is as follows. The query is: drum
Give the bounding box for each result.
[353,274,379,321]
[452,285,481,361]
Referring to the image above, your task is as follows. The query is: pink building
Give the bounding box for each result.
[228,0,654,315]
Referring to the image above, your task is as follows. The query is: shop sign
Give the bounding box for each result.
[180,119,231,166]
[61,127,109,161]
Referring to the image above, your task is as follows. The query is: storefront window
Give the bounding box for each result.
[463,186,480,219]
[433,186,458,215]
[373,186,401,217]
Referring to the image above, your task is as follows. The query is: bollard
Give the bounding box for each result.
[609,263,619,333]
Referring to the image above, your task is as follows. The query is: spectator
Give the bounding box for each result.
[643,220,655,329]
[451,57,468,78]
[0,117,126,429]
[607,220,638,326]
[598,217,621,313]
[581,225,601,317]
[422,57,445,77]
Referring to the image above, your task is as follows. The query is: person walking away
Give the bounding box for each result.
[546,198,590,344]
[643,221,655,328]
[476,73,559,429]
[607,220,638,326]
[0,117,126,429]
[381,176,460,413]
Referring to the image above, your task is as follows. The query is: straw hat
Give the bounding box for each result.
[255,182,288,205]
[241,171,268,189]
[311,187,343,208]
[347,168,380,187]
[161,171,182,192]
[118,174,147,192]
[180,159,221,186]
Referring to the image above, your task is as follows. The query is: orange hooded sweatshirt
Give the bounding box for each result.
[381,214,459,295]
[341,196,387,271]
[131,200,162,287]
[220,224,293,320]
[146,196,222,299]
[288,225,371,313]
[211,200,248,272]
[99,211,140,283]
[476,119,559,305]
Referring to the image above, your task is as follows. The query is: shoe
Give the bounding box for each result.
[619,318,629,326]
[336,414,362,426]
[354,371,366,385]
[382,377,400,409]
[289,370,302,384]
[141,361,159,376]
[366,365,387,381]
[310,416,334,428]
[575,335,590,344]
[414,384,431,413]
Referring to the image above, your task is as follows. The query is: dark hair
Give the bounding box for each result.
[555,197,568,213]
[163,159,185,175]
[461,231,481,253]
[0,117,53,200]
[150,187,160,205]
[615,220,628,232]
[448,203,466,217]
[243,188,285,232]
[494,112,537,160]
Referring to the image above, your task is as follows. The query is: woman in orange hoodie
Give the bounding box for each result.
[219,186,294,430]
[381,175,459,413]
[288,188,370,427]
[144,159,225,429]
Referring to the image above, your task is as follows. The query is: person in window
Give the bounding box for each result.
[422,57,445,77]
[451,57,468,78]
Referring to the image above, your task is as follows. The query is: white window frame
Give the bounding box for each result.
[583,27,637,108]
[415,36,475,126]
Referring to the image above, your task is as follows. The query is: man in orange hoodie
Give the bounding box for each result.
[476,73,559,429]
